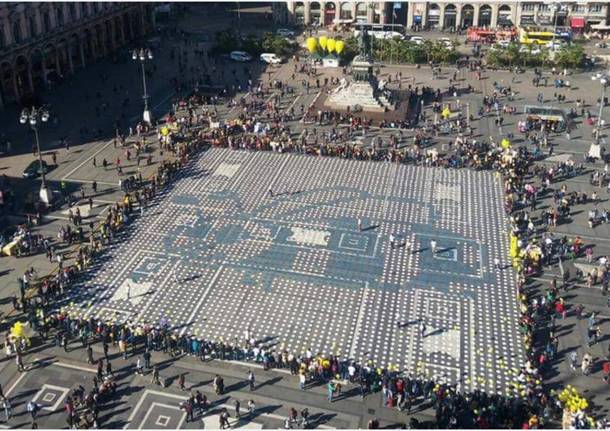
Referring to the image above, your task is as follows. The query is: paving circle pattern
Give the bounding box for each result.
[66,148,524,394]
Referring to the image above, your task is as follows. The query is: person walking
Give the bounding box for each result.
[247,370,255,391]
[582,353,592,375]
[152,365,161,385]
[234,399,241,419]
[136,356,144,375]
[26,400,39,420]
[569,351,578,372]
[248,399,256,418]
[178,373,186,391]
[430,240,437,254]
[183,400,194,423]
[15,352,24,372]
[2,397,11,421]
[419,320,427,338]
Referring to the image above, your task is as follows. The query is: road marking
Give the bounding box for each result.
[180,265,225,336]
[125,389,334,429]
[128,91,176,123]
[52,361,96,373]
[61,139,115,181]
[5,368,29,397]
[63,178,118,186]
[139,402,186,430]
[285,95,301,114]
[348,282,369,360]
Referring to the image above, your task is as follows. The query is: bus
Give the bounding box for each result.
[353,23,405,40]
[519,29,555,44]
[519,28,571,45]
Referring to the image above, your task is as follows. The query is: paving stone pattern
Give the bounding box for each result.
[66,148,524,394]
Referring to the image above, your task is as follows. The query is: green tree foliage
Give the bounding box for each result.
[486,43,585,69]
[554,45,585,69]
[370,38,460,64]
[211,30,296,57]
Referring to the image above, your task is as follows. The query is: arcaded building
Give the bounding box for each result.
[0,2,154,109]
[272,1,610,31]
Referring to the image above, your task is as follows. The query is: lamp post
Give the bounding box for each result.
[592,72,609,145]
[132,48,154,124]
[20,107,52,205]
[549,2,562,60]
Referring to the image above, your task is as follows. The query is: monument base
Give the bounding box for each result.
[325,79,395,113]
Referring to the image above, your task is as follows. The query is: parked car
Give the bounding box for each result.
[22,160,49,178]
[276,28,295,37]
[229,51,252,62]
[520,45,541,55]
[260,53,283,64]
[439,37,453,48]
[410,36,425,45]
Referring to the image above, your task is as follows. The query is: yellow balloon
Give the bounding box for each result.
[335,40,345,54]
[327,38,336,53]
[319,36,328,50]
[306,37,318,54]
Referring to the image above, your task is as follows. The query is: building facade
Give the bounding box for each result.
[0,2,155,109]
[273,1,610,31]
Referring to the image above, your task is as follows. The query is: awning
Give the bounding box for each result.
[571,17,585,28]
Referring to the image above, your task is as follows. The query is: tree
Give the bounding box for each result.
[505,42,520,68]
[555,45,585,69]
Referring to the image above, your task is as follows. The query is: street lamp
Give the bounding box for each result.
[549,2,562,59]
[19,106,52,205]
[132,48,154,124]
[592,72,609,145]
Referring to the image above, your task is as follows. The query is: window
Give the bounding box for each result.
[589,4,603,13]
[12,21,21,44]
[81,3,88,17]
[43,11,51,32]
[94,3,100,13]
[28,16,36,37]
[69,3,76,21]
[0,28,4,49]
[572,4,585,12]
[522,3,536,12]
[56,7,64,26]
[538,4,550,11]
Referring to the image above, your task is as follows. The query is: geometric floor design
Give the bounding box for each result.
[66,148,524,394]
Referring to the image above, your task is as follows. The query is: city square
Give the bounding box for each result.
[1,0,610,429]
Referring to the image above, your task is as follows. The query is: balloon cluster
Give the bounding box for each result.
[306,36,345,55]
[558,386,589,413]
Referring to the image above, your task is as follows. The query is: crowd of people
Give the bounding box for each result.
[4,32,610,428]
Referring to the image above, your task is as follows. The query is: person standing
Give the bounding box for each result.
[247,370,255,391]
[248,400,256,418]
[178,373,186,391]
[430,240,437,254]
[86,344,94,365]
[143,349,151,369]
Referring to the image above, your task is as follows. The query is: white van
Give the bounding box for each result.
[260,53,283,64]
